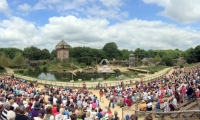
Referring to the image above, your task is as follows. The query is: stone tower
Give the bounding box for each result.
[55,40,71,62]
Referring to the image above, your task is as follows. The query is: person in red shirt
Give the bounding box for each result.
[126,96,132,107]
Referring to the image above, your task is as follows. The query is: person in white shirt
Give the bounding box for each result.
[53,96,57,105]
[55,108,68,120]
[146,101,152,111]
[172,97,178,109]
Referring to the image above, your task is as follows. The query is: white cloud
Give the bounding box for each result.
[0,16,200,52]
[0,0,11,16]
[32,0,127,20]
[18,3,32,12]
[143,0,200,24]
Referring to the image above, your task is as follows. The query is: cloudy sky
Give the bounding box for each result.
[0,0,200,52]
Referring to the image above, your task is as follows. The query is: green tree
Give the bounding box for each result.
[103,42,122,60]
[0,48,22,59]
[162,56,173,66]
[194,45,200,62]
[40,49,50,60]
[183,48,196,63]
[23,46,41,60]
[12,52,25,67]
[134,48,147,59]
[121,49,133,60]
[154,54,161,61]
[50,50,57,60]
[0,53,11,67]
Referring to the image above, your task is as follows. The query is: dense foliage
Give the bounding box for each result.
[1,42,200,67]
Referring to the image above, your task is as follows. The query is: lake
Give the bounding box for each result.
[28,71,115,81]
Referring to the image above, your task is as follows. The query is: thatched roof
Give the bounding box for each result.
[55,40,70,49]
[100,59,109,65]
[141,57,154,62]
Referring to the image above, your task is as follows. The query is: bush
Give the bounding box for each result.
[149,70,155,74]
[61,62,71,68]
[18,70,24,74]
[34,66,41,72]
[43,66,48,72]
[180,64,184,68]
[113,69,121,74]
[133,72,138,75]
[23,71,28,75]
[80,63,86,68]
[162,56,173,66]
[43,61,47,65]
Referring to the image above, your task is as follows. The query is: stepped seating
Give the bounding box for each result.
[170,100,196,119]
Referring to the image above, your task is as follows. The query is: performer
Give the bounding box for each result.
[82,82,86,89]
[99,89,104,102]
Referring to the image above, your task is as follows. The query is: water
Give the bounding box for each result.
[29,71,115,81]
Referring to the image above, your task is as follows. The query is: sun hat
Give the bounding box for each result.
[34,102,41,110]
[141,100,145,103]
[7,110,16,120]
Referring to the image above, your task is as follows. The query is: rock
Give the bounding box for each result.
[70,80,74,82]
[97,78,103,80]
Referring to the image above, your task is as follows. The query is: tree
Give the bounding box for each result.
[12,52,25,67]
[0,48,22,59]
[40,49,50,60]
[0,53,11,67]
[50,50,57,60]
[162,56,173,66]
[134,48,147,59]
[154,54,161,61]
[23,46,41,60]
[103,42,122,60]
[121,49,133,60]
[183,48,196,64]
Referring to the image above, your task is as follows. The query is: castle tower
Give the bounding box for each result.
[55,40,71,62]
[129,54,136,67]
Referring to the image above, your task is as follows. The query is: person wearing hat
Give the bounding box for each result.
[31,102,41,117]
[139,100,147,111]
[7,110,16,120]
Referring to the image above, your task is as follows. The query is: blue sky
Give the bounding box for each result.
[0,0,200,52]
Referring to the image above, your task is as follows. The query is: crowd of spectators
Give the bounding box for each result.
[0,65,199,120]
[101,65,200,119]
[0,75,120,120]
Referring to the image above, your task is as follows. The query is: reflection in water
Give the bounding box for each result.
[33,72,115,81]
[38,73,57,80]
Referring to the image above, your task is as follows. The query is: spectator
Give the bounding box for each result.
[15,105,29,120]
[139,100,146,111]
[130,114,138,120]
[31,102,41,117]
[34,110,45,120]
[7,110,16,120]
[0,102,10,120]
[43,106,54,120]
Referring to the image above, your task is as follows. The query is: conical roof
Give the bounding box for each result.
[56,40,70,46]
[55,40,70,49]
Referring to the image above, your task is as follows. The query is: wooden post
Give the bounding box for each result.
[135,101,138,116]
